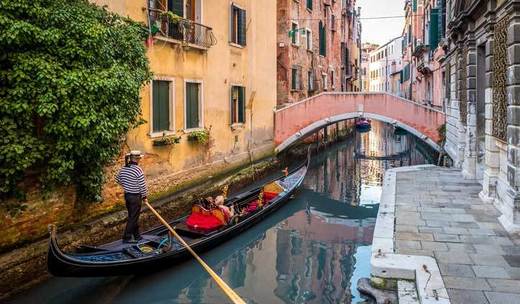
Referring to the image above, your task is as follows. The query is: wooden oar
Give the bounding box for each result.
[142,200,246,304]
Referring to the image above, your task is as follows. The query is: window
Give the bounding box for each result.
[291,66,302,90]
[152,79,173,133]
[185,81,202,129]
[230,4,246,46]
[330,70,334,89]
[230,86,245,124]
[322,73,328,90]
[306,29,312,50]
[306,0,312,10]
[319,21,326,56]
[308,70,314,92]
[291,22,299,45]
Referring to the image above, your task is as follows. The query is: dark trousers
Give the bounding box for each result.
[123,193,142,240]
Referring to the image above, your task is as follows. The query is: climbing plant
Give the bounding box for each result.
[0,0,152,202]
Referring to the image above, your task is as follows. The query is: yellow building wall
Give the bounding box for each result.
[93,0,277,190]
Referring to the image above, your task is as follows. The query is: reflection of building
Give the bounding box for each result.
[169,120,433,303]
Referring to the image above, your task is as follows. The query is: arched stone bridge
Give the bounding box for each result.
[274,92,445,152]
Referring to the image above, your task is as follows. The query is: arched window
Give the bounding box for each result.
[319,21,326,56]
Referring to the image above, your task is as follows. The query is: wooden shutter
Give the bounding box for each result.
[319,21,326,56]
[186,82,200,129]
[429,8,439,49]
[153,80,170,132]
[307,0,312,10]
[238,8,246,46]
[168,0,183,16]
[238,86,245,123]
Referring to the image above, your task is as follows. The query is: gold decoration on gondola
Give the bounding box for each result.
[221,185,229,198]
[257,191,264,208]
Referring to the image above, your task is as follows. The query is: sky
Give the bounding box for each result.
[357,0,405,46]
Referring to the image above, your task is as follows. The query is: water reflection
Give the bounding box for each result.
[9,121,434,304]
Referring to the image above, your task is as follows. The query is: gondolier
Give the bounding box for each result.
[116,150,148,243]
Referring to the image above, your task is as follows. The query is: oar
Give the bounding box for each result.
[142,200,246,304]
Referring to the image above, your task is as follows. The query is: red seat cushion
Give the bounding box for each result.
[186,212,224,231]
[263,191,279,202]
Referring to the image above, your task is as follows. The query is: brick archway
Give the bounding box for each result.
[274,92,445,152]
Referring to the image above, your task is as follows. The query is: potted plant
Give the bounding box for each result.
[153,133,181,146]
[187,128,210,145]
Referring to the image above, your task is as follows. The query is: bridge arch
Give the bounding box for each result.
[274,92,445,153]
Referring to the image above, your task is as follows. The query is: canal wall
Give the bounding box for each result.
[0,153,281,301]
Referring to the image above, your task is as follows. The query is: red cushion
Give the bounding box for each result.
[263,191,279,202]
[245,200,259,212]
[186,212,224,231]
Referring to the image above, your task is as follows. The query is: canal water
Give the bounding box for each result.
[10,121,435,304]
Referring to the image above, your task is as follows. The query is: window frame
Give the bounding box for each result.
[230,85,246,125]
[291,21,300,46]
[291,66,302,91]
[230,2,247,47]
[149,76,175,138]
[305,28,312,50]
[184,79,204,131]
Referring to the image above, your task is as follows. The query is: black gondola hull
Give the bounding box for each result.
[48,163,308,277]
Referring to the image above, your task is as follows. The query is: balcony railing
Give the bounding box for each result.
[149,9,217,49]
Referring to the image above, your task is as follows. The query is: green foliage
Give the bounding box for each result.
[437,123,446,144]
[187,129,210,145]
[152,133,181,146]
[0,0,151,201]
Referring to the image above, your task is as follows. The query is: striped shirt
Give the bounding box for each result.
[116,164,148,198]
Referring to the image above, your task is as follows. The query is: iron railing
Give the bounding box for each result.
[149,9,217,49]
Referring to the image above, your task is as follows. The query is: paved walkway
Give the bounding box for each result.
[394,167,520,304]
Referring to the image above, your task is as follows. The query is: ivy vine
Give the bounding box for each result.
[0,0,152,202]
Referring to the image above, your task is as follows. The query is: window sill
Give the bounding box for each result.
[231,123,245,130]
[306,49,313,53]
[184,127,204,133]
[149,131,176,139]
[306,8,312,13]
[229,42,245,49]
[291,43,300,48]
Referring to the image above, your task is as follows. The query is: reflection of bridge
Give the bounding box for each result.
[274,92,445,152]
[354,151,411,161]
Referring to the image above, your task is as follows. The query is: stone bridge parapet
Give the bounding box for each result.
[274,92,446,152]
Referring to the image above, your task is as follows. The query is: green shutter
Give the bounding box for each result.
[238,8,246,46]
[186,82,199,129]
[429,8,440,49]
[238,87,245,123]
[307,0,312,10]
[412,0,417,12]
[168,0,183,17]
[153,81,170,132]
[319,21,326,56]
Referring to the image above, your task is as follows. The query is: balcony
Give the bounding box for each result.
[149,9,216,50]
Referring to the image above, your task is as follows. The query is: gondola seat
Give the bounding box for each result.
[185,204,227,232]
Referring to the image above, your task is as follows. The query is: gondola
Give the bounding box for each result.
[47,154,309,277]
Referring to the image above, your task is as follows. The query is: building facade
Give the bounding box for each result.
[276,0,361,106]
[360,43,379,92]
[93,0,277,193]
[368,37,403,95]
[444,0,520,232]
[401,0,446,109]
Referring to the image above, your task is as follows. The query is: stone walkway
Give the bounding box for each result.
[394,167,520,304]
